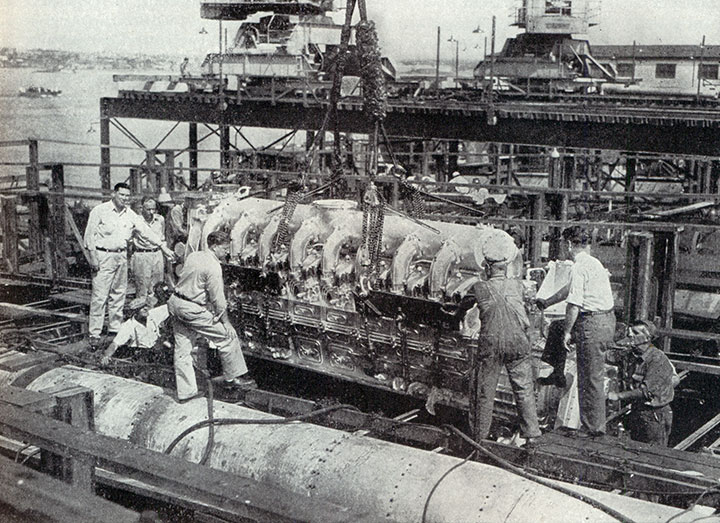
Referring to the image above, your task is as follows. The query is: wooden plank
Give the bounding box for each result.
[0,455,139,523]
[0,352,56,371]
[0,302,87,322]
[0,385,56,413]
[64,204,93,266]
[674,412,720,451]
[0,402,361,523]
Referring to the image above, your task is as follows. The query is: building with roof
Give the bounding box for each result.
[593,44,720,97]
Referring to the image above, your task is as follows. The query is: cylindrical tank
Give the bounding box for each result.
[1,365,702,523]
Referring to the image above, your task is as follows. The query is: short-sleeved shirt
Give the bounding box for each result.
[566,251,614,312]
[473,276,531,358]
[174,250,226,316]
[631,345,677,408]
[112,305,169,349]
[133,214,165,250]
[84,200,164,251]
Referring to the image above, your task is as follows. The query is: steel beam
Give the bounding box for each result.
[103,95,720,156]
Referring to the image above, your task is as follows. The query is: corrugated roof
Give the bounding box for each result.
[593,45,720,60]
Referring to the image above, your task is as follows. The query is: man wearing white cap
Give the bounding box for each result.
[468,229,541,445]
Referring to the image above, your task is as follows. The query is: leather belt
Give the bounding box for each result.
[134,247,160,253]
[580,309,613,317]
[96,247,126,253]
[173,291,203,307]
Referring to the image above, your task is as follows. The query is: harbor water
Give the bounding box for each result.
[0,67,294,189]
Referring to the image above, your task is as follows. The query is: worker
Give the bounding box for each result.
[179,57,190,77]
[166,198,188,250]
[129,197,165,309]
[609,320,679,446]
[99,305,169,366]
[100,283,173,365]
[468,229,541,446]
[536,226,615,438]
[167,230,256,402]
[84,183,175,349]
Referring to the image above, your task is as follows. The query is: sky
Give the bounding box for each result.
[1,0,719,61]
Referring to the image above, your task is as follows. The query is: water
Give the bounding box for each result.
[0,67,297,189]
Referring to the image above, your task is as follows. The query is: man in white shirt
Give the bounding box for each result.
[536,226,616,437]
[84,183,175,348]
[100,304,169,365]
[167,230,255,402]
[130,197,165,309]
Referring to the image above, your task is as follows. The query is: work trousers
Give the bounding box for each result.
[469,351,541,441]
[89,250,127,337]
[167,295,248,400]
[575,312,616,434]
[130,250,164,308]
[628,404,673,446]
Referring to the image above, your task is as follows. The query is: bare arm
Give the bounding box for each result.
[562,303,580,350]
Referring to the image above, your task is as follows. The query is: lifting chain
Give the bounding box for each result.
[361,182,385,276]
[272,188,302,254]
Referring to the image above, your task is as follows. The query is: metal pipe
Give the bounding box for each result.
[0,366,696,523]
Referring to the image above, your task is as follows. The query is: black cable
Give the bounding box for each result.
[421,451,475,523]
[444,425,636,523]
[163,404,359,456]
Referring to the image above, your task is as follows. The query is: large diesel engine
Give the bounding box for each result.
[187,193,541,415]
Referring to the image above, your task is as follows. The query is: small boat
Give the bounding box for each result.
[18,86,62,98]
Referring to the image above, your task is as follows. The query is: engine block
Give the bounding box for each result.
[189,194,542,414]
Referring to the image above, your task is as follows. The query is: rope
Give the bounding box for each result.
[444,425,637,523]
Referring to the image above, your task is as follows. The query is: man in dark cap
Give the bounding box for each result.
[536,226,615,438]
[609,320,679,446]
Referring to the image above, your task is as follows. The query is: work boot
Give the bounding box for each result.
[537,372,567,388]
[224,375,257,390]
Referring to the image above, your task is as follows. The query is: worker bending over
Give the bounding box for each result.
[167,231,255,402]
[609,320,679,446]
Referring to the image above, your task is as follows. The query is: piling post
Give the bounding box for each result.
[189,123,198,189]
[99,104,111,191]
[48,164,68,280]
[1,196,18,273]
[145,150,158,193]
[624,231,655,325]
[129,168,142,194]
[220,125,231,175]
[26,139,42,255]
[161,150,175,191]
[654,229,680,352]
[528,194,545,267]
[40,385,95,491]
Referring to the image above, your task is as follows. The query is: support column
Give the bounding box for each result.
[161,150,175,191]
[26,139,41,255]
[220,125,231,174]
[189,123,198,190]
[624,231,655,325]
[1,196,18,273]
[48,164,68,280]
[99,104,111,191]
[528,194,545,267]
[145,150,157,193]
[448,140,459,179]
[128,168,142,194]
[654,230,680,352]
